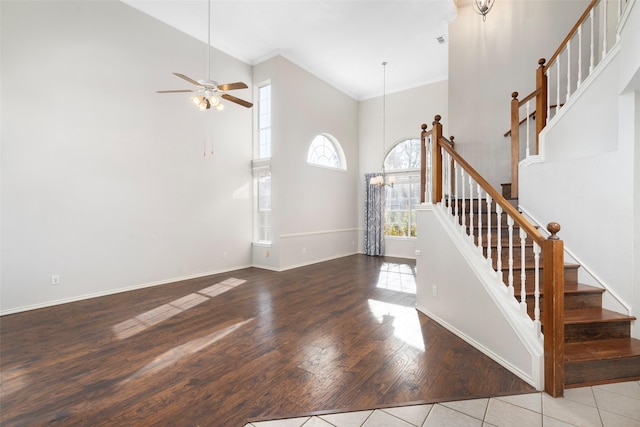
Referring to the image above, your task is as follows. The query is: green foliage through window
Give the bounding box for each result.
[383,139,421,238]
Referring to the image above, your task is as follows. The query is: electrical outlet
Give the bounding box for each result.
[52,275,60,285]
[302,247,306,254]
[432,285,437,297]
[265,250,270,258]
[223,251,228,259]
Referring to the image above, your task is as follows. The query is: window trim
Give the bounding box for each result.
[306,133,347,171]
[254,81,272,160]
[382,138,422,239]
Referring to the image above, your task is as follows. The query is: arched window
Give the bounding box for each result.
[384,138,421,171]
[307,134,347,170]
[384,138,421,237]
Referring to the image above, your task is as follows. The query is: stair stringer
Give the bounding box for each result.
[415,203,544,390]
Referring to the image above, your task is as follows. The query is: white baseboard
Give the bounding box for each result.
[416,305,542,390]
[0,264,252,316]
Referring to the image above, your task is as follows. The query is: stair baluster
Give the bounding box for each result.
[520,228,528,314]
[533,242,542,334]
[486,194,492,266]
[461,168,467,236]
[425,115,566,396]
[496,204,503,281]
[477,184,483,251]
[507,216,515,297]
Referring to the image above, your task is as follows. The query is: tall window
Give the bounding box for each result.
[256,171,271,242]
[383,139,421,237]
[307,134,347,170]
[253,82,272,243]
[258,84,271,159]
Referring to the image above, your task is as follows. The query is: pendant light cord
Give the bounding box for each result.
[207,0,211,80]
[382,61,387,176]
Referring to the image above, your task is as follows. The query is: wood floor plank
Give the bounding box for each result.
[0,255,535,426]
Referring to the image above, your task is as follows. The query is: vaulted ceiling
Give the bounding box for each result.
[122,0,457,100]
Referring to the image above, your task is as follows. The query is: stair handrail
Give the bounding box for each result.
[507,0,627,198]
[423,115,566,397]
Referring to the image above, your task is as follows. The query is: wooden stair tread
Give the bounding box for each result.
[499,261,580,271]
[563,308,636,324]
[565,338,640,362]
[523,283,604,297]
[452,194,636,389]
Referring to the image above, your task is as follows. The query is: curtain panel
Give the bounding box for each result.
[364,173,385,256]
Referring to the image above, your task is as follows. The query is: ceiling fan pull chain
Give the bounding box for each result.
[203,114,207,156]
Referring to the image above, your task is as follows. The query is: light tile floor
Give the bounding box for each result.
[244,381,640,427]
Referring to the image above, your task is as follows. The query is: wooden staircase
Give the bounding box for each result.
[466,183,640,388]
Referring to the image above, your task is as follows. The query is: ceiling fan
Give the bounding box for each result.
[156,0,253,111]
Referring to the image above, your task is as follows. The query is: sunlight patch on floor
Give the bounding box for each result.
[0,364,29,399]
[112,278,247,339]
[376,262,416,294]
[368,299,424,351]
[122,318,254,383]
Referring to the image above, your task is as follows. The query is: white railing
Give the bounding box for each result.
[442,147,542,333]
[543,0,625,125]
[423,116,566,396]
[505,0,628,200]
[423,117,559,334]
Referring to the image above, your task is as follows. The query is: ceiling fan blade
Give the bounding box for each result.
[218,82,248,91]
[221,93,253,108]
[156,89,195,93]
[172,73,202,86]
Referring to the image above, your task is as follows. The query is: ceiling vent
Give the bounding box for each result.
[436,35,447,44]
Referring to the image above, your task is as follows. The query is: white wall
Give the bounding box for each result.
[634,89,640,339]
[415,205,543,389]
[618,0,640,334]
[1,0,253,314]
[448,0,589,189]
[358,80,448,258]
[519,0,640,336]
[619,0,640,93]
[252,56,360,270]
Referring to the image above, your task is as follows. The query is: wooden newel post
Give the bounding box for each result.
[431,115,443,204]
[536,58,548,155]
[543,221,565,397]
[510,92,520,199]
[420,123,428,203]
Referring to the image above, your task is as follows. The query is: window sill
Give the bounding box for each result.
[384,235,417,241]
[252,241,272,248]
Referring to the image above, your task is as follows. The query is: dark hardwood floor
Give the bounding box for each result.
[0,255,535,427]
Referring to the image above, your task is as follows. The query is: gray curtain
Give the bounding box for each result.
[364,173,385,256]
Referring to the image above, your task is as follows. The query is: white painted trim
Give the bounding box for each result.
[279,228,359,239]
[278,251,359,272]
[416,303,542,390]
[618,0,637,34]
[433,204,544,344]
[250,263,281,272]
[252,241,273,248]
[543,43,621,138]
[427,203,544,390]
[519,205,631,315]
[525,43,621,168]
[0,264,253,317]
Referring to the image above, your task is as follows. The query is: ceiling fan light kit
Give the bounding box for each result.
[156,0,252,111]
